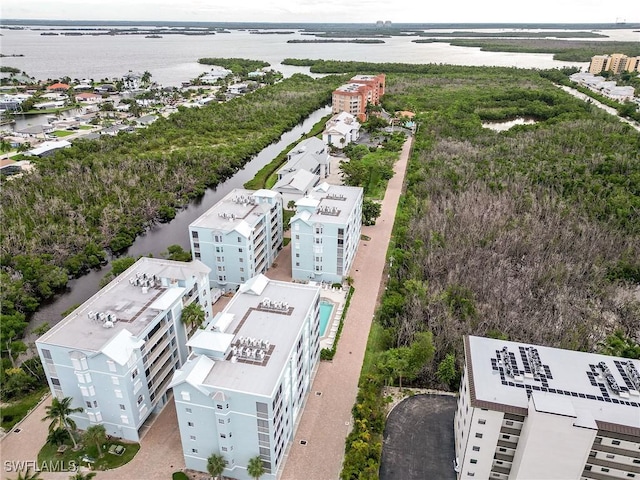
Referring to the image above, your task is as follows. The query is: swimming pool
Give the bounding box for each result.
[319,301,334,336]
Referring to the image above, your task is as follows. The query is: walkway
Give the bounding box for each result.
[280,136,413,480]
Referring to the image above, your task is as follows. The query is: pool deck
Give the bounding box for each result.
[317,286,349,350]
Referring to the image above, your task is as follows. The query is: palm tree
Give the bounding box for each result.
[83,424,107,457]
[42,397,83,449]
[247,456,265,480]
[181,302,205,334]
[68,472,97,480]
[46,427,69,446]
[207,453,228,480]
[9,467,42,480]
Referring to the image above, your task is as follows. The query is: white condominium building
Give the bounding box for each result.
[189,188,283,292]
[36,258,213,442]
[455,336,640,480]
[290,183,363,283]
[171,275,321,480]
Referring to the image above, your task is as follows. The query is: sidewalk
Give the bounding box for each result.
[280,136,413,480]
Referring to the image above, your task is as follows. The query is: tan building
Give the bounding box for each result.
[455,336,640,480]
[331,73,386,121]
[589,55,609,74]
[607,53,629,74]
[625,56,640,73]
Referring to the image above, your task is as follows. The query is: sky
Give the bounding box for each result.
[1,0,638,24]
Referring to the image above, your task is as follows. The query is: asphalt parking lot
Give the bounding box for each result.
[380,394,458,480]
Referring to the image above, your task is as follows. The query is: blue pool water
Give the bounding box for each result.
[319,302,334,336]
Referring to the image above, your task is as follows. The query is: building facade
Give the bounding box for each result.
[589,53,640,74]
[455,336,640,480]
[331,74,386,121]
[171,275,321,480]
[322,111,361,148]
[35,258,213,442]
[290,183,363,283]
[189,189,283,292]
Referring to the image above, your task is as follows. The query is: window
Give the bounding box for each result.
[222,447,228,452]
[472,446,480,452]
[239,258,244,263]
[193,242,199,249]
[612,440,621,445]
[137,395,143,405]
[502,435,510,440]
[186,408,192,414]
[296,253,300,258]
[470,459,478,464]
[191,448,198,454]
[95,412,102,422]
[217,404,223,410]
[88,386,95,396]
[606,454,615,459]
[115,389,123,398]
[478,419,486,425]
[86,401,92,408]
[131,368,139,380]
[240,267,244,272]
[111,376,120,385]
[190,435,196,441]
[239,248,243,252]
[120,404,126,410]
[237,237,241,243]
[218,419,225,424]
[195,252,201,259]
[51,377,61,386]
[188,421,194,427]
[120,415,129,425]
[220,433,227,438]
[42,349,52,360]
[191,231,199,239]
[295,235,299,240]
[468,473,475,477]
[601,468,610,473]
[505,420,514,426]
[93,400,98,407]
[475,433,483,439]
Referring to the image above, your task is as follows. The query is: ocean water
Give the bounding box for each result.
[3,26,636,86]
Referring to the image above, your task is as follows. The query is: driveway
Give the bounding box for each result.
[380,394,457,480]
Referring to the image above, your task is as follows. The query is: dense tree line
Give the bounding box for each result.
[198,57,270,75]
[340,65,639,479]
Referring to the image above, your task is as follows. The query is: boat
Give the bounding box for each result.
[145,34,163,38]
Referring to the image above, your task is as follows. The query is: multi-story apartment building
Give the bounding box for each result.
[331,73,386,121]
[589,55,609,74]
[290,183,363,283]
[35,257,213,442]
[189,188,283,292]
[455,336,640,480]
[171,274,321,479]
[607,53,629,74]
[625,56,640,73]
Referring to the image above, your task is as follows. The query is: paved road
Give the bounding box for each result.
[280,136,413,480]
[380,394,457,480]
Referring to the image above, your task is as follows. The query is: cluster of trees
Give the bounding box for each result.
[207,452,266,479]
[340,64,639,479]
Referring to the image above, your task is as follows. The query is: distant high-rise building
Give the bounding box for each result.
[624,56,640,73]
[331,73,386,121]
[589,55,609,74]
[607,53,629,74]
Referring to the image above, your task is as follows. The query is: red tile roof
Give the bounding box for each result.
[47,83,70,90]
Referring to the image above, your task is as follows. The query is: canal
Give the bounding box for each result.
[29,105,331,331]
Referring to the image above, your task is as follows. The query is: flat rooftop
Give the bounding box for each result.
[466,336,640,431]
[37,258,209,352]
[201,276,320,397]
[189,188,271,233]
[295,183,362,225]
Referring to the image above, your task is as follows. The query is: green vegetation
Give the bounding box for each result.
[413,38,640,62]
[51,130,74,137]
[0,387,47,431]
[172,473,189,480]
[38,437,139,471]
[198,58,270,75]
[339,62,639,479]
[416,30,608,38]
[288,39,386,44]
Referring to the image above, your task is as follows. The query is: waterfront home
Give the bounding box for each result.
[36,257,213,442]
[76,92,102,104]
[123,71,143,90]
[47,82,70,92]
[171,274,321,479]
[15,123,54,138]
[200,67,232,84]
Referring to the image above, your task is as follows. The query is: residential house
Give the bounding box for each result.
[322,111,361,149]
[290,183,363,283]
[36,257,213,442]
[47,82,71,92]
[454,335,640,480]
[277,137,330,181]
[200,67,233,84]
[171,274,321,479]
[272,169,320,207]
[189,189,283,292]
[26,140,72,157]
[76,92,102,104]
[123,71,143,90]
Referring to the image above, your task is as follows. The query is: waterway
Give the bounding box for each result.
[6,27,639,87]
[29,106,331,331]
